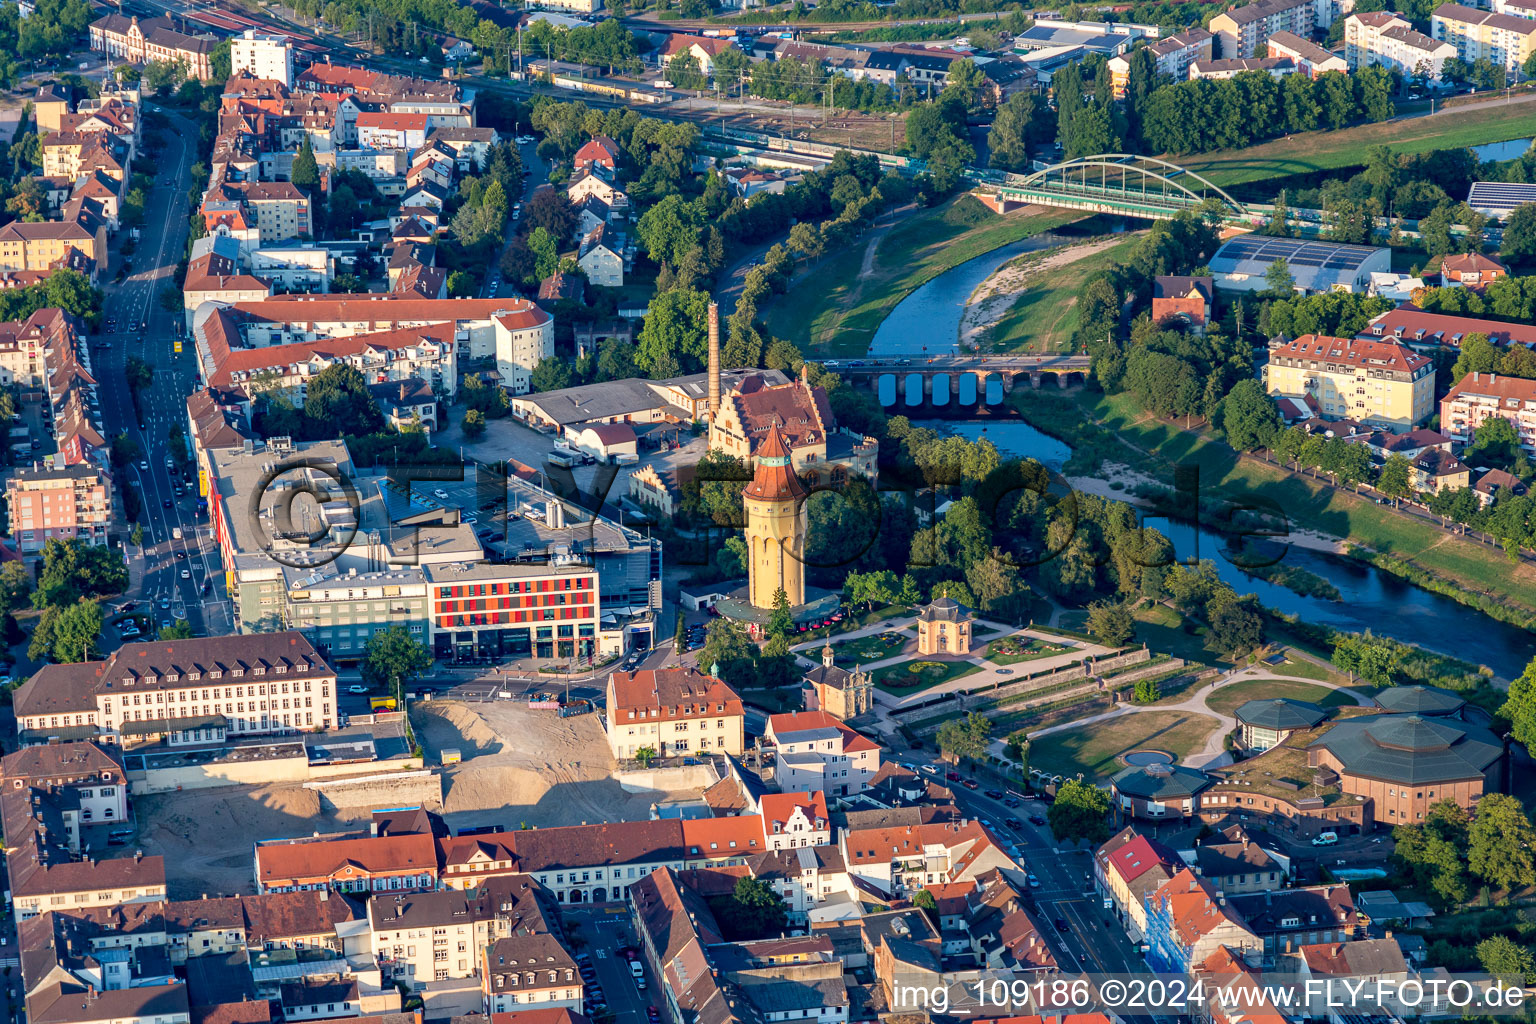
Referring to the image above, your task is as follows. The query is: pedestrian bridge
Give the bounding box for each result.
[971,155,1260,224]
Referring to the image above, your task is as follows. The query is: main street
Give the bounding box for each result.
[94,107,233,640]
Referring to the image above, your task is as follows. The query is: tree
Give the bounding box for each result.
[530,357,572,393]
[765,587,794,656]
[1086,599,1135,647]
[299,364,384,438]
[912,888,938,916]
[462,409,487,438]
[1047,778,1111,845]
[1392,799,1470,909]
[1265,258,1295,294]
[1206,592,1264,655]
[1133,678,1161,704]
[158,619,194,640]
[361,625,433,702]
[935,711,992,765]
[1220,380,1283,452]
[0,560,33,615]
[1502,203,1536,265]
[709,876,789,941]
[1003,729,1029,770]
[989,91,1046,171]
[699,618,754,686]
[1377,454,1413,505]
[1467,793,1536,891]
[292,137,319,191]
[633,745,657,767]
[1501,656,1536,751]
[49,598,103,663]
[636,288,710,376]
[1476,935,1535,985]
[33,539,128,609]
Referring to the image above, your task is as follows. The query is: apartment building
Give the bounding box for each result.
[1346,11,1457,77]
[1440,252,1508,289]
[0,740,130,832]
[4,461,112,551]
[492,300,556,395]
[426,561,600,662]
[1264,333,1435,432]
[605,668,744,759]
[765,711,882,797]
[839,821,1015,899]
[1432,2,1536,69]
[1094,827,1181,942]
[357,113,432,151]
[1210,0,1318,58]
[256,832,439,894]
[481,934,583,1013]
[0,212,108,272]
[1143,869,1262,973]
[1440,372,1536,452]
[88,14,220,80]
[182,236,271,329]
[231,30,295,87]
[0,307,56,388]
[41,131,128,182]
[759,791,832,850]
[1108,28,1214,94]
[368,886,556,986]
[1266,29,1348,73]
[11,632,339,747]
[203,182,313,243]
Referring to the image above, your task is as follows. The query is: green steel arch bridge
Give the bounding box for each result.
[970,155,1278,228]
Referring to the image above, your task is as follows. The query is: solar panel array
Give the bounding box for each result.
[1213,235,1377,271]
[1467,182,1536,213]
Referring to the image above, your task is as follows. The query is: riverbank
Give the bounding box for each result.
[964,233,1143,353]
[761,196,1083,358]
[1013,388,1536,642]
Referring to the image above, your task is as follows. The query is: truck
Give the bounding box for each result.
[440,748,463,765]
[546,451,578,469]
[611,452,640,466]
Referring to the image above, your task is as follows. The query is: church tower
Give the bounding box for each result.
[742,423,806,610]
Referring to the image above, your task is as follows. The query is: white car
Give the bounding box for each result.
[433,489,450,500]
[180,569,190,579]
[347,684,368,694]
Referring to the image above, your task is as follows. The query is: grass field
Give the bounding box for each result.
[1204,678,1362,718]
[831,630,908,666]
[984,236,1143,354]
[1028,709,1221,780]
[873,658,980,693]
[1019,390,1536,618]
[1178,97,1536,188]
[762,199,1082,357]
[1269,656,1349,684]
[1132,602,1231,670]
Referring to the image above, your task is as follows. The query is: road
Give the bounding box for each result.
[93,107,233,641]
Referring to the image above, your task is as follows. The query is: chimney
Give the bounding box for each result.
[707,301,721,420]
[400,381,409,402]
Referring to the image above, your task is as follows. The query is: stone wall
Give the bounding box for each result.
[303,769,444,813]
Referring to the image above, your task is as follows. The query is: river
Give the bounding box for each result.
[868,231,1077,355]
[869,241,1536,678]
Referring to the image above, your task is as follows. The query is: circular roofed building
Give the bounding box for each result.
[1374,685,1466,719]
[1309,714,1504,822]
[1235,698,1328,752]
[1110,762,1212,822]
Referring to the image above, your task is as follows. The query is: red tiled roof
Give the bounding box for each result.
[1272,333,1429,372]
[255,833,437,887]
[494,300,552,331]
[608,667,741,721]
[356,111,430,131]
[661,33,738,57]
[1102,833,1180,885]
[1441,371,1536,404]
[1365,306,1536,348]
[766,710,879,753]
[205,319,454,389]
[759,791,829,833]
[681,814,767,858]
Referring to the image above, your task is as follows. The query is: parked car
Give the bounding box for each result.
[945,771,961,782]
[347,684,368,694]
[1028,815,1047,826]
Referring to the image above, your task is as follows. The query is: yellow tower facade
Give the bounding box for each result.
[742,424,807,610]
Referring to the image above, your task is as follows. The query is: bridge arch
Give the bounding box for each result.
[989,154,1247,218]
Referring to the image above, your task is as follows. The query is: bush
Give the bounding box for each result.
[942,193,994,227]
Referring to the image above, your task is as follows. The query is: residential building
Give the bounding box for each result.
[4,461,112,551]
[481,934,582,1014]
[249,244,333,293]
[1345,11,1457,79]
[12,632,338,748]
[182,237,271,330]
[573,135,621,173]
[1474,467,1526,505]
[1108,29,1213,94]
[1439,252,1508,289]
[281,568,431,662]
[1142,869,1261,973]
[840,820,1015,899]
[427,127,501,173]
[1181,826,1286,894]
[564,172,628,211]
[0,210,108,272]
[231,31,295,88]
[1363,304,1536,349]
[1266,30,1348,73]
[659,34,739,76]
[745,846,851,922]
[367,884,557,987]
[1234,698,1327,751]
[427,561,600,662]
[0,740,130,832]
[1263,334,1435,432]
[357,113,431,151]
[255,832,439,894]
[1228,884,1356,955]
[492,300,555,395]
[765,710,881,797]
[1189,55,1297,76]
[89,14,220,80]
[1210,0,1318,58]
[1151,275,1214,329]
[1410,446,1469,494]
[1210,234,1392,293]
[759,792,832,850]
[504,820,688,903]
[707,369,879,487]
[681,815,768,868]
[605,667,743,759]
[203,182,313,243]
[1439,371,1536,452]
[576,224,623,288]
[1432,2,1536,70]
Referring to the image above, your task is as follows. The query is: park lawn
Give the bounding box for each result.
[763,199,1083,357]
[984,235,1143,354]
[1132,602,1230,669]
[1178,96,1536,188]
[985,636,1070,665]
[830,630,909,666]
[1269,655,1350,684]
[1204,678,1362,718]
[1024,389,1536,617]
[1028,709,1222,781]
[873,658,980,694]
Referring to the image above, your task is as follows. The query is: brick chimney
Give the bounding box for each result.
[707,301,720,420]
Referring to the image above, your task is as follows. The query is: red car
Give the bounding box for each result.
[963,779,981,790]
[945,771,961,782]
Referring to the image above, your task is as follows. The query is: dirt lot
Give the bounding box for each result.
[132,783,355,898]
[413,699,706,831]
